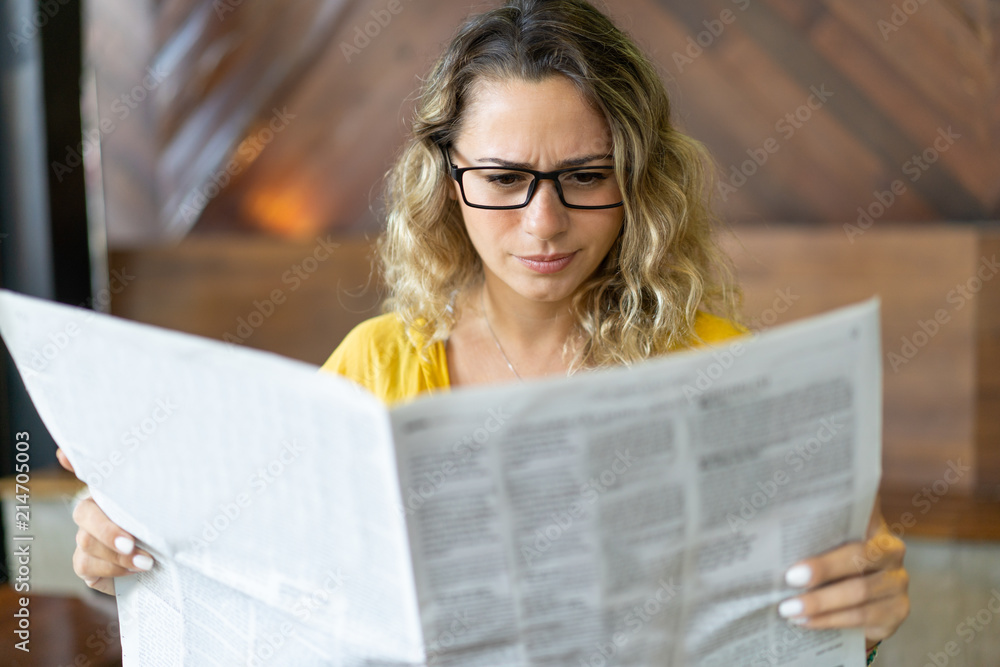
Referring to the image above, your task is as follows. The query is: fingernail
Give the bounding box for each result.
[789,616,810,625]
[84,577,98,586]
[132,554,154,571]
[785,564,812,587]
[114,536,135,555]
[778,598,804,618]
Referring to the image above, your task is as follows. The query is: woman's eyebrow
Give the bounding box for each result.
[475,153,614,169]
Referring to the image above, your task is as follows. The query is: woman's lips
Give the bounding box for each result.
[515,252,578,274]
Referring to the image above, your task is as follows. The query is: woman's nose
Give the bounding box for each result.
[522,180,569,241]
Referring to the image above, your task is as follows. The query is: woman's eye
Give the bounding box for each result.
[567,171,608,186]
[486,172,528,186]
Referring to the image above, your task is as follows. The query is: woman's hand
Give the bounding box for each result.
[778,496,909,652]
[57,448,155,596]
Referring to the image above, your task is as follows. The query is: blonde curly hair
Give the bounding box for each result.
[378,0,741,370]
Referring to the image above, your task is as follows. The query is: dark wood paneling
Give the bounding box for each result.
[975,232,1000,497]
[725,222,1000,537]
[108,238,382,366]
[0,585,121,666]
[722,225,978,495]
[107,224,1000,536]
[102,0,997,241]
[879,488,1000,540]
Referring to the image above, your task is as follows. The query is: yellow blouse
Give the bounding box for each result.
[320,311,746,405]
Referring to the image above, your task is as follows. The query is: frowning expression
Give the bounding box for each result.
[449,75,625,306]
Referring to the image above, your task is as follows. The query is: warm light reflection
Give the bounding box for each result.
[243,181,323,239]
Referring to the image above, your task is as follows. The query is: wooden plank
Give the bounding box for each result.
[0,468,84,500]
[975,232,1000,496]
[0,585,121,666]
[810,13,998,205]
[825,0,986,131]
[714,31,888,221]
[880,487,1000,540]
[715,0,987,218]
[190,0,477,236]
[722,224,978,494]
[108,237,382,365]
[615,0,790,219]
[759,0,827,29]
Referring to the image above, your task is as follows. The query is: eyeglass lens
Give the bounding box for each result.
[460,168,621,208]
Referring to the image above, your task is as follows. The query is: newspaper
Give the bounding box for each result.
[0,288,881,666]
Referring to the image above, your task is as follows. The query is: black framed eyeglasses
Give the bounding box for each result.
[444,148,624,210]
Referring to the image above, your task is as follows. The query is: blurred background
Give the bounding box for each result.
[0,0,998,664]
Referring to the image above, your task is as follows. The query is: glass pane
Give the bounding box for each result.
[462,169,534,207]
[461,167,622,207]
[558,168,621,206]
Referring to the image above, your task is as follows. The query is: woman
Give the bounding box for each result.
[61,0,908,662]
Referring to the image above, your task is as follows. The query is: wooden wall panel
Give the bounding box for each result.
[96,0,997,243]
[108,238,382,366]
[107,223,999,535]
[609,0,999,224]
[721,225,978,495]
[975,232,1000,497]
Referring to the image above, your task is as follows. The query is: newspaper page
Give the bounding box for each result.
[0,289,425,666]
[390,299,880,667]
[0,289,880,666]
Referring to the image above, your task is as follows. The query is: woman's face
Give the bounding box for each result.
[449,76,625,307]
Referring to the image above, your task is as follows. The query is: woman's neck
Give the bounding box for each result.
[478,276,579,378]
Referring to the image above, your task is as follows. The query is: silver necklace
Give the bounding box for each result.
[481,288,522,381]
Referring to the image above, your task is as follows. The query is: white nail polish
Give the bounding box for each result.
[132,554,154,571]
[785,564,812,587]
[114,536,135,555]
[778,598,804,618]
